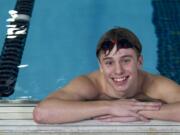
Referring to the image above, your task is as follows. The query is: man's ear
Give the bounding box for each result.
[137,55,143,68]
[98,60,103,73]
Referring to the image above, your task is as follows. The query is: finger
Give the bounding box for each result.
[128,111,149,122]
[138,110,153,119]
[125,111,150,122]
[93,115,114,120]
[133,102,162,111]
[138,114,150,122]
[130,98,137,102]
[132,105,161,111]
[135,102,162,107]
[99,116,139,122]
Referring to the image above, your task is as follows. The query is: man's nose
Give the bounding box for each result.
[114,63,124,74]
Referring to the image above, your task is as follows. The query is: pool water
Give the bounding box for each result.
[0,0,158,100]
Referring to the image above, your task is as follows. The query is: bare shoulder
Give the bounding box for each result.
[47,71,101,101]
[144,72,180,103]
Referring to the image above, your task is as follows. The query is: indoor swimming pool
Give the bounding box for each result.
[0,0,179,134]
[0,0,158,100]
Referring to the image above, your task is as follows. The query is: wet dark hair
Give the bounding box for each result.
[96,27,142,58]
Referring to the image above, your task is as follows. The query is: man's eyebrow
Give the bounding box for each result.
[101,55,133,61]
[102,57,112,61]
[121,55,133,58]
[102,55,132,60]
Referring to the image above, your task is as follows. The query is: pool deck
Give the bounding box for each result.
[1,100,180,135]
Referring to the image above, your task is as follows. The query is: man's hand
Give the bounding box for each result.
[94,99,162,122]
[94,114,148,122]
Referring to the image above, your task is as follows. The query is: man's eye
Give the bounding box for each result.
[123,59,131,63]
[105,61,113,65]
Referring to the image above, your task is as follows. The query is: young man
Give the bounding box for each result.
[33,27,180,124]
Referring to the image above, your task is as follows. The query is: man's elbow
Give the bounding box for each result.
[33,105,46,124]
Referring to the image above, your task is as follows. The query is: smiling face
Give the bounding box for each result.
[99,45,143,98]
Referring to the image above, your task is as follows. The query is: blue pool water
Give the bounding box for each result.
[0,0,158,100]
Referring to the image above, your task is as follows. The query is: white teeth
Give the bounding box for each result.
[113,77,127,82]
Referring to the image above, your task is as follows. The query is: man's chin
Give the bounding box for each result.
[115,87,128,92]
[112,81,129,91]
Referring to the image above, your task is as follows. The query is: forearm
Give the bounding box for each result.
[139,102,180,122]
[33,98,110,124]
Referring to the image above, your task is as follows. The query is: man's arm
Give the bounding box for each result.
[33,98,161,124]
[139,76,180,121]
[33,75,162,124]
[139,102,180,122]
[33,75,105,124]
[33,97,111,124]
